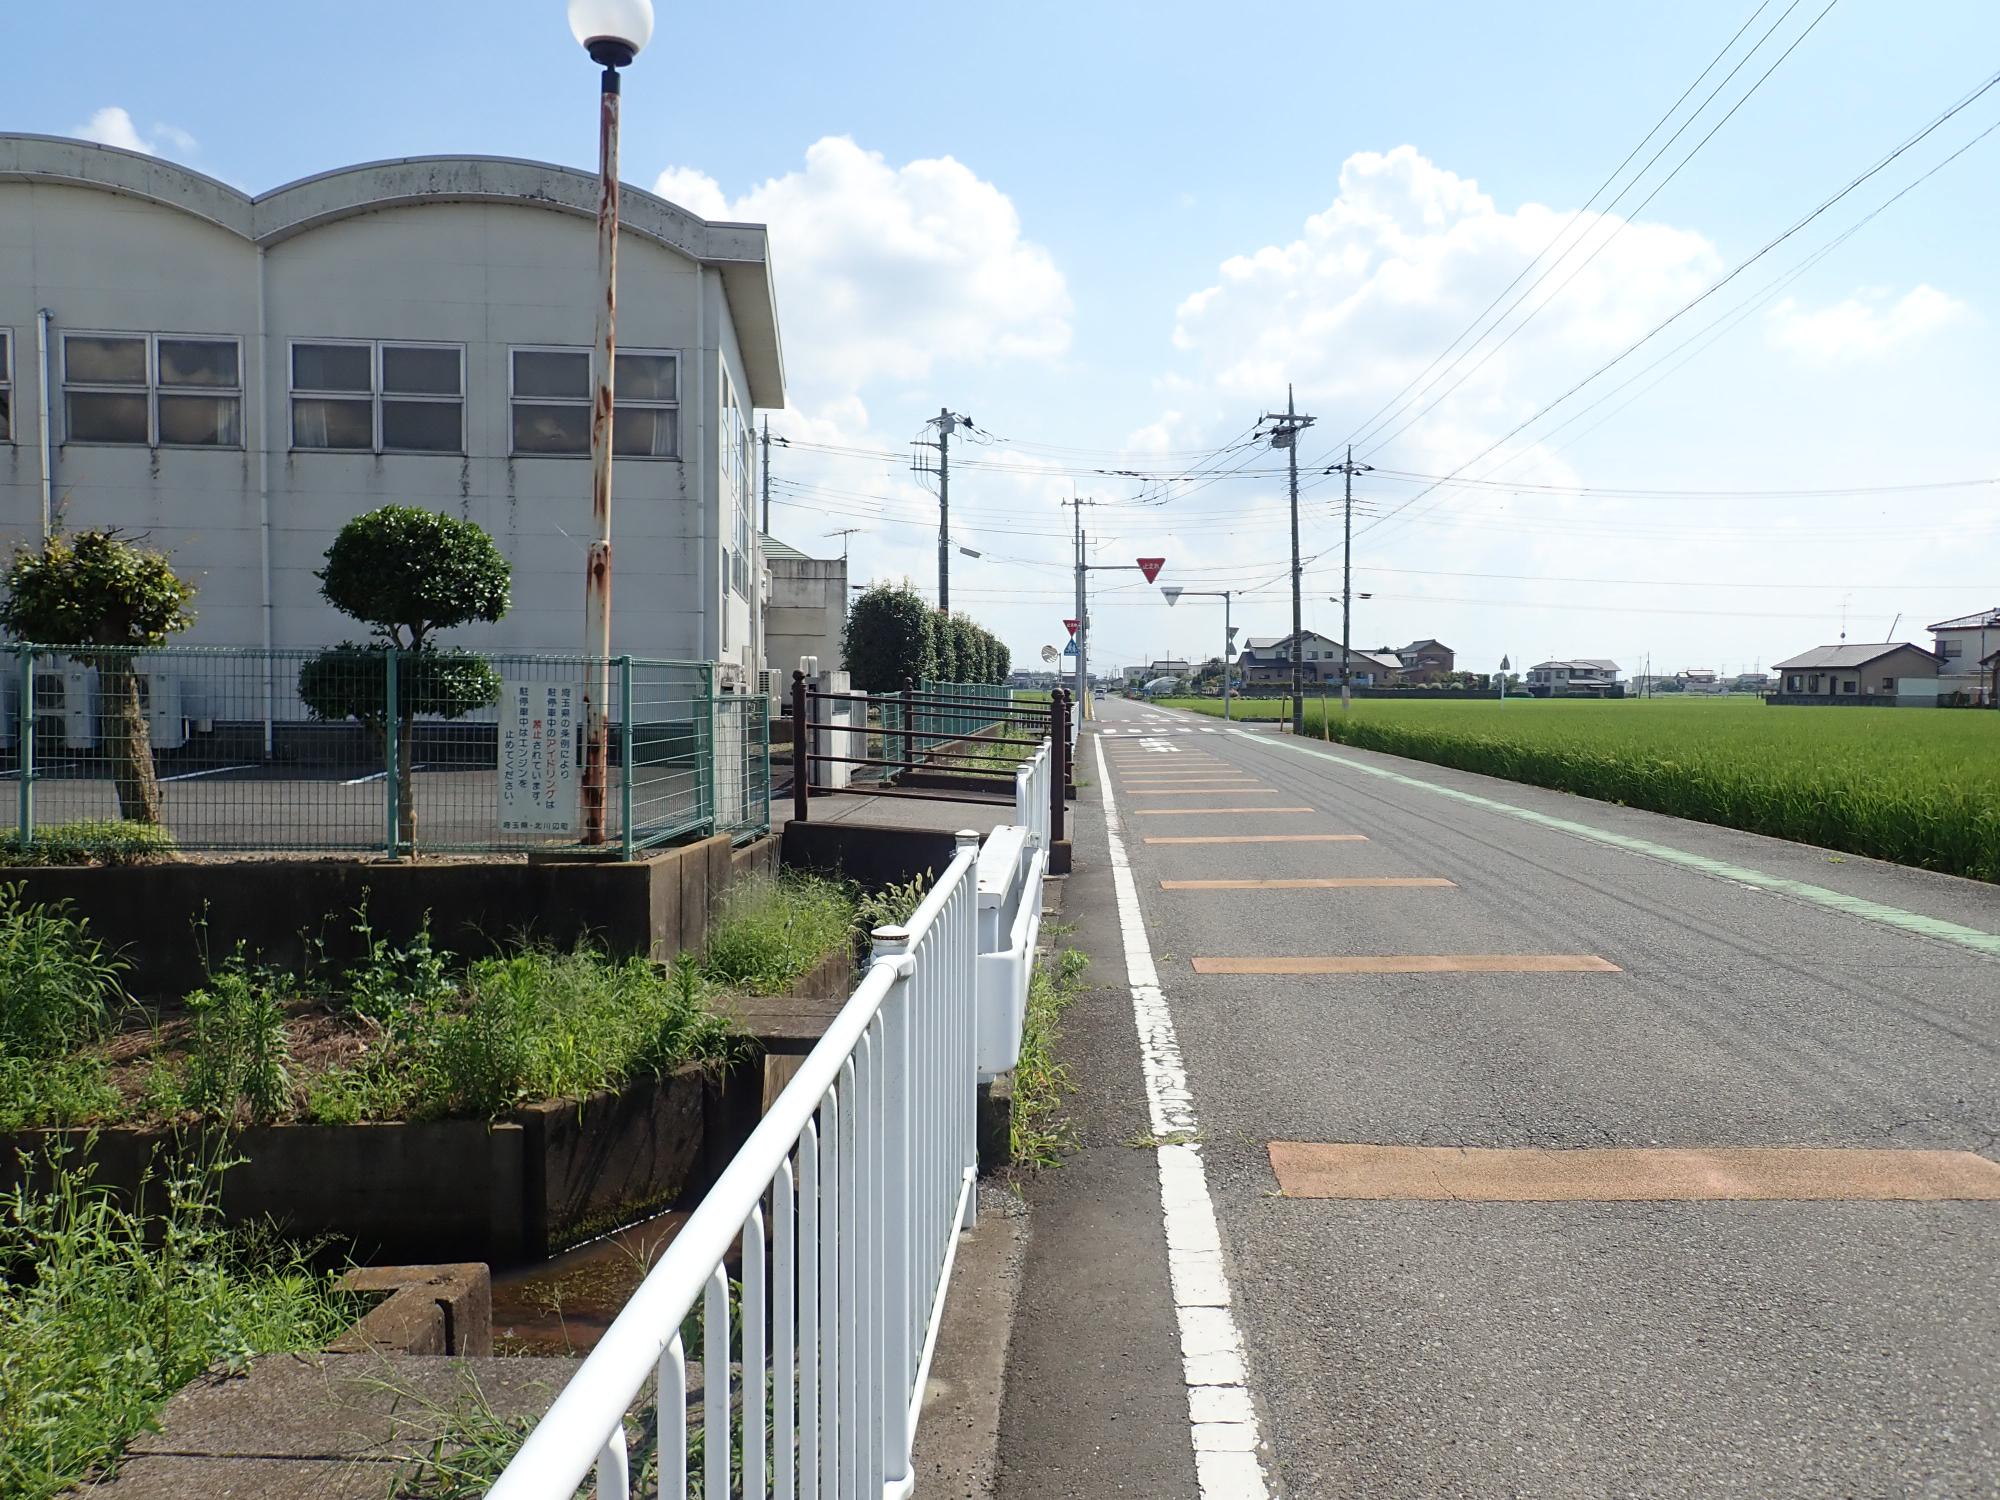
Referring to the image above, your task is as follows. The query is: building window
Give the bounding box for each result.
[291,340,463,453]
[0,328,10,442]
[1841,679,1858,694]
[509,347,678,457]
[63,331,241,447]
[1941,639,1963,660]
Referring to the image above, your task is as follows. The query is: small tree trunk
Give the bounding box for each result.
[395,715,417,855]
[102,657,164,825]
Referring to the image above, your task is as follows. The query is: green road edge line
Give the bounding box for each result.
[1238,728,2000,960]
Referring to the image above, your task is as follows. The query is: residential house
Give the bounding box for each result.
[1678,668,1724,694]
[1525,659,1621,696]
[1770,643,1941,703]
[1730,672,1772,694]
[1237,631,1399,687]
[1394,638,1456,682]
[1930,609,2000,704]
[1144,658,1191,682]
[0,133,785,689]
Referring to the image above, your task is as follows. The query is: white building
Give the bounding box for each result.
[1525,659,1620,695]
[1929,609,2000,705]
[0,134,785,686]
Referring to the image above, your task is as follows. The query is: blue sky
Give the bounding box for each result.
[13,1,1999,675]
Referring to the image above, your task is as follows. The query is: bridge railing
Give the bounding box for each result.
[486,833,983,1500]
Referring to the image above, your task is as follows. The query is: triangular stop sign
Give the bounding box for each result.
[1063,618,1079,637]
[1136,557,1165,583]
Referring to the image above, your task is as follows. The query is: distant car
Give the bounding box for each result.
[1092,687,1105,699]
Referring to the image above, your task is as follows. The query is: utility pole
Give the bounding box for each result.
[1261,390,1315,734]
[915,408,972,615]
[1325,445,1373,714]
[760,416,771,535]
[1066,497,1091,711]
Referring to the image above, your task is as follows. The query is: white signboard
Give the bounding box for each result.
[498,679,579,834]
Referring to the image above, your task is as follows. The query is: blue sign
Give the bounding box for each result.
[1062,639,1078,657]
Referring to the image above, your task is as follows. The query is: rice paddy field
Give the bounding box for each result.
[1162,695,2000,883]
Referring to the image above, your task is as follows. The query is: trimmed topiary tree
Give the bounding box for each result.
[0,529,197,825]
[841,583,936,691]
[296,506,511,852]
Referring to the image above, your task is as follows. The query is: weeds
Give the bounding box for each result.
[0,819,176,868]
[855,873,931,940]
[1011,946,1088,1170]
[0,1145,357,1500]
[0,885,125,1060]
[180,953,294,1124]
[702,873,857,994]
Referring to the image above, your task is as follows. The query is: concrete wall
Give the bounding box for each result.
[0,139,783,685]
[766,555,848,677]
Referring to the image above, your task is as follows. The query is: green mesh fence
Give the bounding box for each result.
[0,644,768,858]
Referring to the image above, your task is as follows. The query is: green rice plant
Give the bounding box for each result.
[1166,695,2000,883]
[180,954,294,1125]
[0,885,125,1060]
[0,819,176,868]
[0,1144,357,1500]
[701,873,858,994]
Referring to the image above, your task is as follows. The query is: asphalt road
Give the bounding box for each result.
[998,695,1999,1498]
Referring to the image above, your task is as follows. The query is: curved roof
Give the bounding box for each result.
[0,133,784,407]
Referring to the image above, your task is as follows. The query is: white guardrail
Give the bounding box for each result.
[488,739,1055,1500]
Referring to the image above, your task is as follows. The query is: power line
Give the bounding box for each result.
[1332,0,1787,456]
[1353,0,1842,463]
[1348,66,2000,549]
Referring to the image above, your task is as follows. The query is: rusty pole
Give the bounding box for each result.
[581,64,622,844]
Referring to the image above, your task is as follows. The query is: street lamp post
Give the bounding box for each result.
[569,0,654,846]
[1163,585,1234,721]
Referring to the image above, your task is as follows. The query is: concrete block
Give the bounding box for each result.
[331,1263,492,1357]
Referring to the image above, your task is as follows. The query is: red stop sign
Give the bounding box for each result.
[1136,557,1165,583]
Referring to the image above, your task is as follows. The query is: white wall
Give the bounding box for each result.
[0,161,769,679]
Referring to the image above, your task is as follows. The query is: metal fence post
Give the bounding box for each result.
[383,648,400,859]
[699,662,716,836]
[792,670,809,824]
[618,656,635,862]
[757,694,772,836]
[1050,690,1067,847]
[900,678,915,779]
[17,645,34,847]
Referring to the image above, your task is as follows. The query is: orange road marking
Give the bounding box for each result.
[1190,954,1619,974]
[1130,788,1281,797]
[1143,834,1368,844]
[1267,1142,2000,1202]
[1133,807,1316,817]
[1161,878,1454,890]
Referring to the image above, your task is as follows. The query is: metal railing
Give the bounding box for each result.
[0,643,767,858]
[487,833,985,1500]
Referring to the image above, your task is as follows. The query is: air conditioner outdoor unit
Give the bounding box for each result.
[137,673,188,751]
[33,665,96,750]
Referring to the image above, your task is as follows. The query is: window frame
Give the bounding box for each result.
[0,327,11,444]
[506,344,679,460]
[61,329,244,450]
[288,338,466,455]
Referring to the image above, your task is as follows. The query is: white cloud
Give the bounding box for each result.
[1766,284,1966,364]
[72,106,198,160]
[1169,145,1721,470]
[654,136,1070,401]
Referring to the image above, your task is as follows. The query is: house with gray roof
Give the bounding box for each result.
[1770,643,1941,704]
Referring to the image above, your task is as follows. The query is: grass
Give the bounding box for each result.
[1011,945,1088,1170]
[0,820,176,867]
[0,1146,358,1500]
[1165,694,2000,883]
[0,875,876,1130]
[700,872,859,994]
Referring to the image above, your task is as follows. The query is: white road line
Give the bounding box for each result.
[1093,732,1274,1498]
[160,763,254,782]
